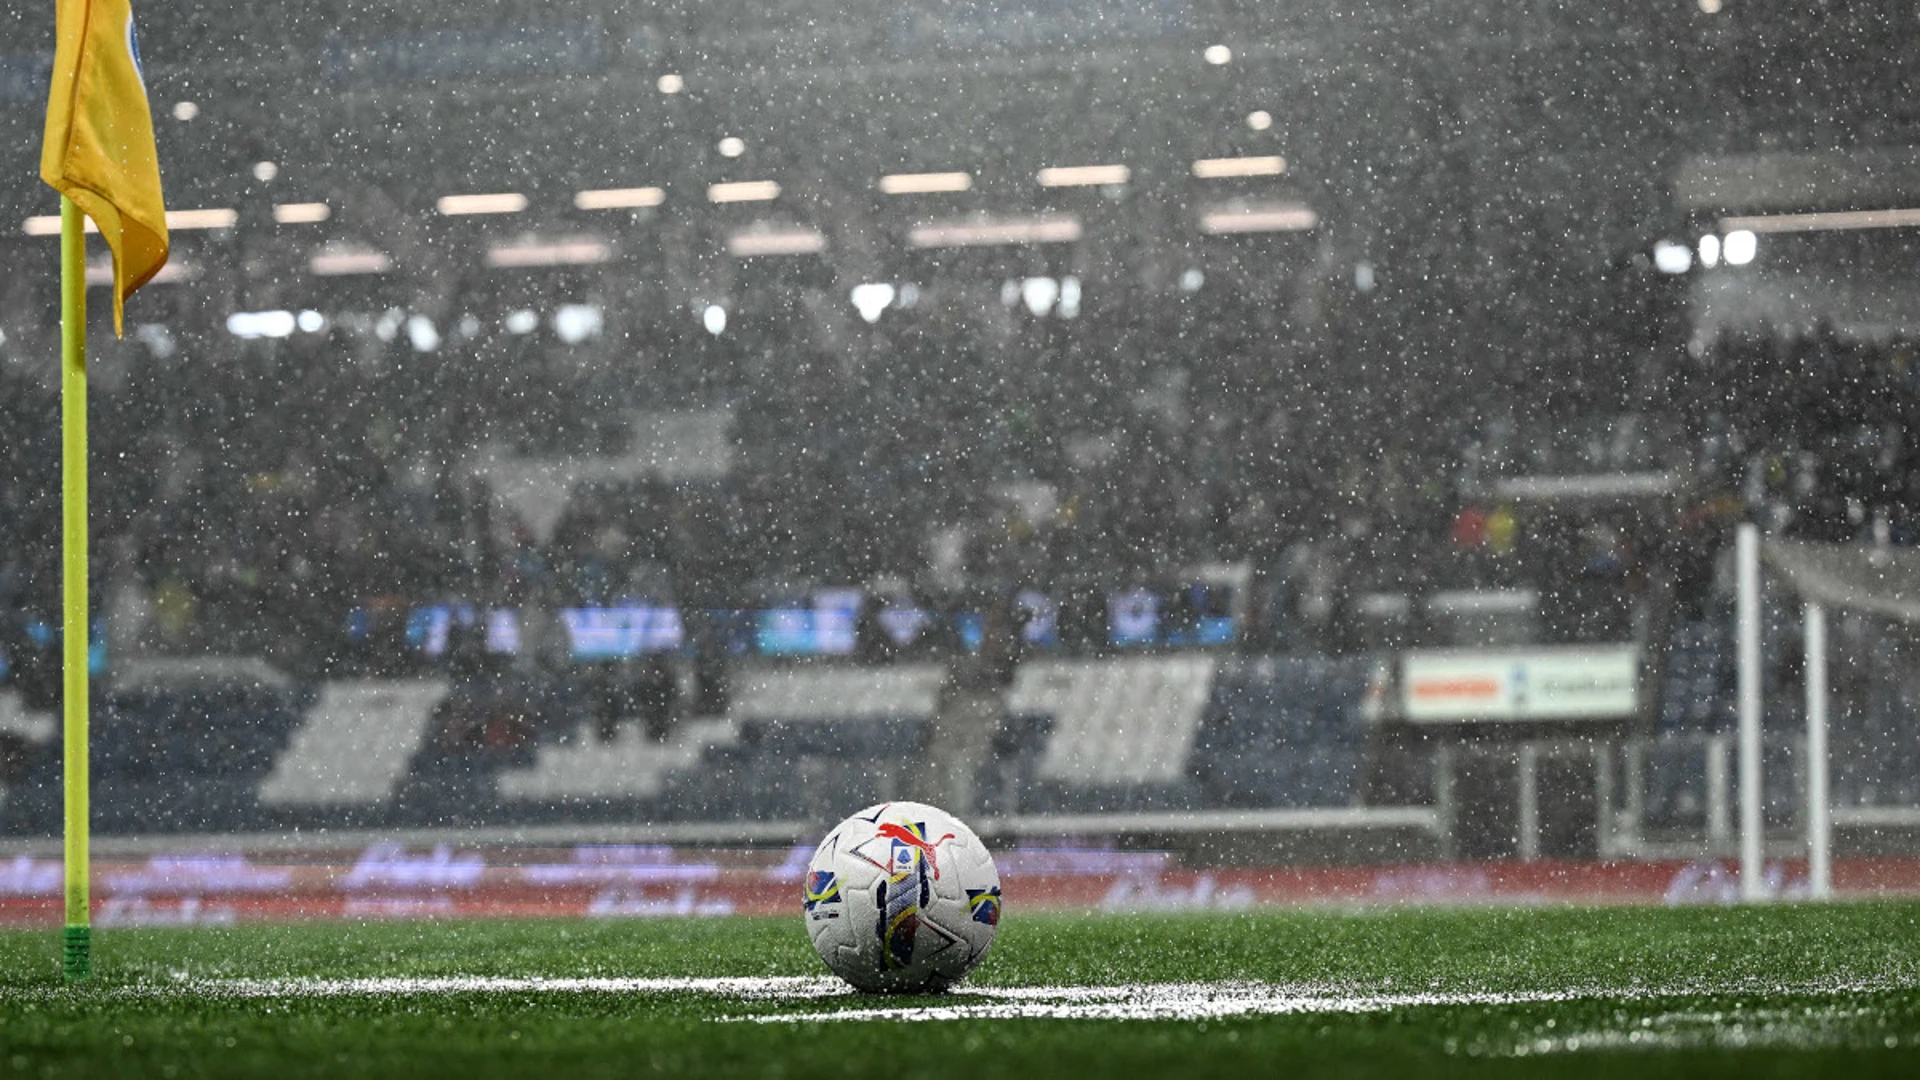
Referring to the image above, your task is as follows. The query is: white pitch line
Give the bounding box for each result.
[723,983,1626,1024]
[15,974,1912,1033]
[150,975,850,1000]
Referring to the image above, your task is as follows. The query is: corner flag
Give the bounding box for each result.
[40,0,170,982]
[41,0,169,336]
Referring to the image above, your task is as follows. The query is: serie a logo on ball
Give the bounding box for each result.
[801,801,1001,993]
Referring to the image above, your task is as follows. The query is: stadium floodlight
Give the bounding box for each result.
[1247,110,1273,131]
[1037,164,1130,188]
[273,202,331,224]
[226,310,297,339]
[702,304,727,335]
[727,227,826,256]
[709,180,781,203]
[851,283,895,322]
[1204,44,1233,65]
[1653,240,1694,274]
[553,304,604,343]
[1718,207,1920,234]
[1699,233,1721,267]
[405,314,440,352]
[879,172,973,195]
[717,137,746,158]
[171,100,198,121]
[1723,229,1757,265]
[1192,155,1287,179]
[309,246,392,276]
[252,161,278,182]
[1198,202,1318,234]
[574,186,665,210]
[1022,276,1060,316]
[435,192,529,216]
[23,215,79,236]
[908,215,1082,248]
[85,257,196,286]
[165,208,238,230]
[657,73,684,94]
[487,237,614,268]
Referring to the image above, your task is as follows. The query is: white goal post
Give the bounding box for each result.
[1735,523,1920,901]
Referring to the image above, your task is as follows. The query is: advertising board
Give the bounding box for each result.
[1401,645,1639,721]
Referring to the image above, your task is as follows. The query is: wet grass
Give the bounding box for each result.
[1,902,1917,1077]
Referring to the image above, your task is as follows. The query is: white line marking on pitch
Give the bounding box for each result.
[150,975,850,1000]
[73,973,1910,1018]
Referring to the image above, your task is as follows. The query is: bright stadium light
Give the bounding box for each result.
[1723,229,1757,265]
[487,237,614,268]
[437,193,528,216]
[908,215,1081,248]
[1204,44,1232,65]
[165,208,238,230]
[406,314,440,352]
[574,186,665,210]
[657,73,684,94]
[702,304,727,335]
[273,202,331,224]
[1022,276,1060,317]
[1058,275,1082,318]
[1192,155,1287,179]
[1198,202,1319,234]
[296,310,326,333]
[717,137,746,158]
[851,283,896,323]
[436,193,529,216]
[879,172,973,195]
[252,161,279,182]
[504,309,539,335]
[708,180,780,203]
[309,245,392,276]
[226,310,296,339]
[1653,240,1694,274]
[553,304,604,343]
[23,215,80,236]
[1699,234,1721,268]
[727,227,827,257]
[1719,207,1920,234]
[1247,110,1273,131]
[171,101,198,121]
[1036,165,1130,188]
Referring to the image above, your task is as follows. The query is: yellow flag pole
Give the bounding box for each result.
[59,194,91,982]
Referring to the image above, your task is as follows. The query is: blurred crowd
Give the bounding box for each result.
[2,274,1917,687]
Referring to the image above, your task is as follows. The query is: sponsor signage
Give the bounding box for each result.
[2,844,1915,926]
[1401,646,1640,721]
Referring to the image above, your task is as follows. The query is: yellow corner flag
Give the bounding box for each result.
[41,0,169,336]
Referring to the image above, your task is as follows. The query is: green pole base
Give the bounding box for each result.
[62,925,90,982]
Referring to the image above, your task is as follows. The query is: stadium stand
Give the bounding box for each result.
[1015,656,1214,789]
[258,680,449,810]
[497,716,736,803]
[6,681,305,835]
[1191,656,1373,811]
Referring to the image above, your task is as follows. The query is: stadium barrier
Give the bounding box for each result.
[3,842,1920,928]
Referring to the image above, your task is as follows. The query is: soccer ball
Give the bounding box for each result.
[801,801,1002,993]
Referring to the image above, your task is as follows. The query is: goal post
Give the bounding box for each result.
[1736,523,1920,902]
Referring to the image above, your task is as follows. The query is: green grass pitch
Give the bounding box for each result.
[2,903,1918,1077]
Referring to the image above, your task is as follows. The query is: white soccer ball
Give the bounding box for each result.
[801,800,1002,993]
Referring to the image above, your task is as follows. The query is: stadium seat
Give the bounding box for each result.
[258,679,450,808]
